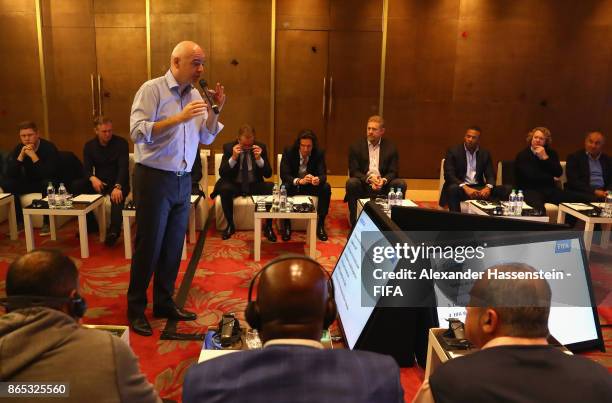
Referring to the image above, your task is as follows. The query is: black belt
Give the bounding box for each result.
[136,163,190,177]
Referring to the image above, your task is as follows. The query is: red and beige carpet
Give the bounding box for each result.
[0,200,610,402]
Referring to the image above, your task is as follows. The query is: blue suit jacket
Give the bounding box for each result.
[183,345,404,403]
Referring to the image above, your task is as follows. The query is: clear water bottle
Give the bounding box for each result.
[388,187,396,209]
[279,185,287,212]
[516,190,524,216]
[272,184,280,212]
[47,182,56,209]
[604,191,612,218]
[57,182,67,209]
[508,189,517,216]
[395,188,403,207]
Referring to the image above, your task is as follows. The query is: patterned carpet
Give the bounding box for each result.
[0,200,610,402]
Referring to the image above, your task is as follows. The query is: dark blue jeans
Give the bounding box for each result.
[127,164,191,317]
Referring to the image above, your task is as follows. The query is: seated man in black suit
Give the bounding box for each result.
[211,124,276,241]
[73,116,130,246]
[515,127,573,212]
[566,131,611,202]
[0,121,58,235]
[439,126,504,212]
[280,130,331,241]
[183,256,404,402]
[413,263,612,403]
[346,115,406,227]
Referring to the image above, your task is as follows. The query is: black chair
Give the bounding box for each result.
[58,151,84,194]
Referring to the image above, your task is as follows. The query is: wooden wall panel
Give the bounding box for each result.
[151,0,270,160]
[386,0,612,178]
[41,0,97,157]
[0,1,43,150]
[384,0,460,178]
[209,1,272,152]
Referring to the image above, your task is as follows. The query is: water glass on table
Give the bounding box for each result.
[64,194,73,209]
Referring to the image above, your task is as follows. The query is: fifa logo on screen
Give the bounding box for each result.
[555,240,571,254]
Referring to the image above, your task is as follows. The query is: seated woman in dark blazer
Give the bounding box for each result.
[514,127,573,212]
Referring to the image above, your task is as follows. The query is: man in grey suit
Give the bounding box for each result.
[183,255,404,403]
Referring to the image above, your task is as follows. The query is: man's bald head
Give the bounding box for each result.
[6,249,78,298]
[170,41,205,86]
[465,263,551,347]
[254,257,332,342]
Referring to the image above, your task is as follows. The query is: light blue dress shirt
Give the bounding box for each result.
[587,152,604,189]
[130,70,223,172]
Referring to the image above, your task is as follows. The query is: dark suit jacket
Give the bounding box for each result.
[515,146,563,190]
[565,149,612,194]
[439,144,495,206]
[182,345,404,403]
[280,146,327,186]
[211,140,272,198]
[348,138,399,184]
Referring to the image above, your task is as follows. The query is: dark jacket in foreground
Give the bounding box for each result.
[183,344,404,403]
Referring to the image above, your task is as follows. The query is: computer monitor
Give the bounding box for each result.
[435,231,604,352]
[390,206,603,352]
[332,202,394,349]
[332,202,434,366]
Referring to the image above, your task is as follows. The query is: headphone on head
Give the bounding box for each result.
[0,294,87,318]
[245,255,337,331]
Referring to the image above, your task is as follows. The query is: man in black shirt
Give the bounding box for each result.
[413,263,612,403]
[73,116,130,246]
[0,121,58,234]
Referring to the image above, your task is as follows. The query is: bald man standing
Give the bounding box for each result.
[128,41,225,336]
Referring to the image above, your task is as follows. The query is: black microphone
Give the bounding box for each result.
[198,79,220,115]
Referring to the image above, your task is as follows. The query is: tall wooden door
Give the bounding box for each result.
[94,0,147,141]
[42,0,146,156]
[275,0,382,174]
[275,30,329,154]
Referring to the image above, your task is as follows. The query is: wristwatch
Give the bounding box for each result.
[114,184,122,190]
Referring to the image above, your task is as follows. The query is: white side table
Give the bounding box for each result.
[0,194,18,240]
[253,210,317,261]
[557,203,612,256]
[22,195,106,258]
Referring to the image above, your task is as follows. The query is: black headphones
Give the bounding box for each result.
[0,294,87,318]
[245,255,337,331]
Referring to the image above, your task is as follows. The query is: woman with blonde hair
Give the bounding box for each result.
[514,127,572,213]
